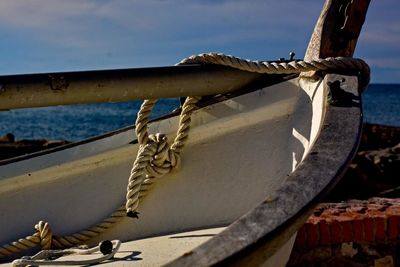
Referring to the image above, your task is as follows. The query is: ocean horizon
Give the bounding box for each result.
[1,83,399,142]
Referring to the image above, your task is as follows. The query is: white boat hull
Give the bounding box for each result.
[0,75,361,266]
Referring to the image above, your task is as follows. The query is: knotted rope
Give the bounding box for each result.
[125,96,199,216]
[1,53,370,262]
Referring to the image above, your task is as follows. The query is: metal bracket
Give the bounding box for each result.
[326,76,360,107]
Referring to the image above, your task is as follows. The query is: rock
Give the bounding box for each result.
[361,123,400,150]
[341,243,358,258]
[326,124,400,201]
[0,134,70,160]
[374,256,394,267]
[0,133,15,143]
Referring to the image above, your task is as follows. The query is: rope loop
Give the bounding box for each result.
[126,96,199,216]
[135,99,157,146]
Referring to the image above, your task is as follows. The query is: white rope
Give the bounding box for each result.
[125,96,199,215]
[178,53,370,77]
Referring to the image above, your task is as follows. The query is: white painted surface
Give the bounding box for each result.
[0,77,326,266]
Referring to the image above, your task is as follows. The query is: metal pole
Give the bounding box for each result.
[0,65,265,110]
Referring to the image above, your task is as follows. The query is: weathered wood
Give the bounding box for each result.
[305,0,370,61]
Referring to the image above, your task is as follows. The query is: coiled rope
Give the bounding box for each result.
[1,53,370,263]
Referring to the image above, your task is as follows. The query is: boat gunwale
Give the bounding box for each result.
[167,74,363,266]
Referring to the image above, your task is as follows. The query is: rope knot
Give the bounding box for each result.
[125,97,199,216]
[34,221,53,250]
[146,133,181,177]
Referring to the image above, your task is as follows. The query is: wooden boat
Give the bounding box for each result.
[0,1,370,266]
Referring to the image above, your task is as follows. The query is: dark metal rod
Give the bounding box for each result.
[0,65,265,110]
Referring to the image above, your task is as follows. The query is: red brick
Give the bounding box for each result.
[319,220,331,245]
[364,217,375,242]
[375,217,387,241]
[330,221,342,243]
[388,216,399,240]
[341,221,354,242]
[353,219,364,242]
[299,198,400,246]
[306,223,319,247]
[295,225,306,247]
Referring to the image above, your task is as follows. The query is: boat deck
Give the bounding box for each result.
[3,227,226,266]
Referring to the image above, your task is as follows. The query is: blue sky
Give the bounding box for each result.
[0,0,399,83]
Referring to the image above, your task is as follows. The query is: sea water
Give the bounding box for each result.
[0,99,180,141]
[362,84,400,127]
[0,84,399,141]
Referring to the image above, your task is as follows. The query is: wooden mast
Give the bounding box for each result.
[305,0,370,61]
[302,0,370,88]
